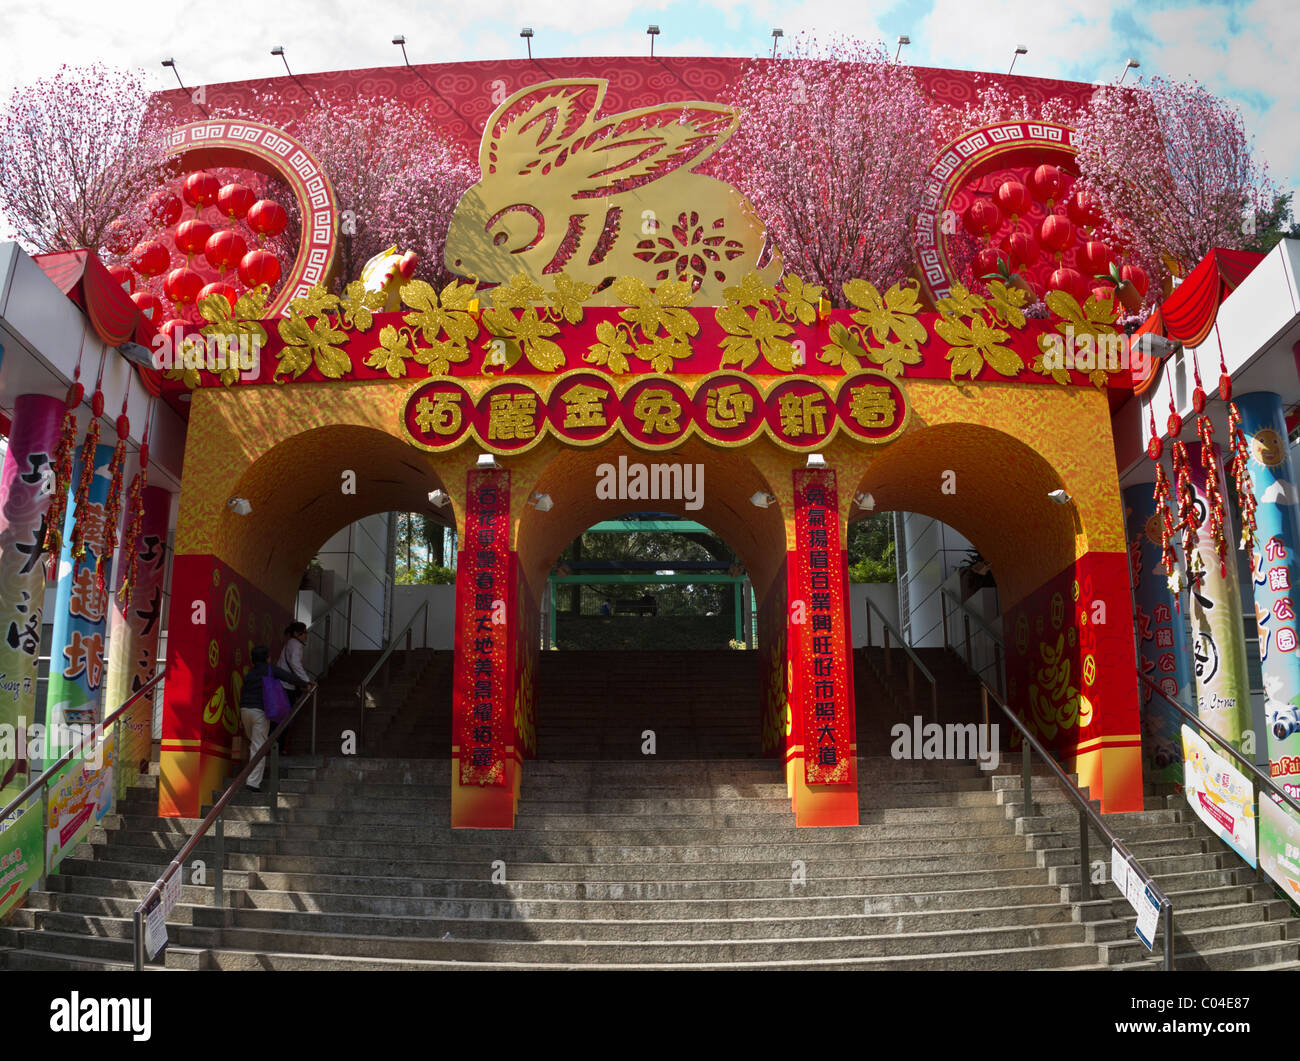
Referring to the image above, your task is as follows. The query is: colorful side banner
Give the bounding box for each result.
[1234,392,1300,800]
[45,728,116,873]
[1123,483,1193,784]
[1259,793,1300,902]
[791,469,853,785]
[1181,723,1257,867]
[0,394,64,801]
[454,468,511,787]
[0,801,43,919]
[1185,441,1251,749]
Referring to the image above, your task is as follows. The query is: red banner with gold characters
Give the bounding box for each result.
[402,370,908,455]
[454,468,512,787]
[791,469,854,785]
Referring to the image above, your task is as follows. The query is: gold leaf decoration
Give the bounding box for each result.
[276,314,351,380]
[585,320,634,375]
[779,273,823,326]
[836,278,925,378]
[483,306,564,372]
[196,290,270,387]
[339,281,386,331]
[365,325,413,379]
[546,273,594,325]
[935,315,1023,380]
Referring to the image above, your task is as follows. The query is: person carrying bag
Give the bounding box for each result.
[239,645,310,792]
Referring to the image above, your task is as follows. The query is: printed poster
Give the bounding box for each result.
[1181,723,1256,866]
[45,728,116,872]
[1259,793,1300,903]
[0,801,44,918]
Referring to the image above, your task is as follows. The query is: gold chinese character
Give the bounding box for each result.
[705,384,754,429]
[778,391,827,438]
[632,388,682,435]
[560,383,608,429]
[488,393,537,440]
[847,385,896,429]
[415,393,463,436]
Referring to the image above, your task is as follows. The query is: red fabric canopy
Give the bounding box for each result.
[1131,248,1265,396]
[32,250,158,348]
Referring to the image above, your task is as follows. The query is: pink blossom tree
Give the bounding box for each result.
[285,97,477,291]
[0,64,170,254]
[1071,77,1277,290]
[715,37,936,304]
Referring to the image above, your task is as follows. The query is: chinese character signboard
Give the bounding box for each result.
[1234,392,1300,800]
[401,372,907,455]
[791,469,853,785]
[1122,484,1192,784]
[0,394,62,802]
[455,468,512,787]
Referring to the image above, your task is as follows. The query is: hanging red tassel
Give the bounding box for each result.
[43,380,84,579]
[118,398,154,608]
[1190,346,1207,414]
[1167,389,1182,437]
[1216,328,1232,402]
[1197,414,1227,577]
[1171,440,1201,600]
[1146,400,1163,460]
[1154,461,1177,581]
[69,389,104,579]
[1227,401,1258,564]
[97,412,129,597]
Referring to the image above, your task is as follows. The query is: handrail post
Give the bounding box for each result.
[133,908,144,972]
[1079,808,1092,903]
[941,593,948,650]
[268,739,279,821]
[981,685,989,731]
[36,782,49,891]
[423,601,428,650]
[1162,902,1174,971]
[383,653,392,718]
[883,625,892,678]
[323,614,332,673]
[311,687,317,757]
[995,642,1004,700]
[406,627,413,673]
[930,681,939,725]
[866,604,872,648]
[212,815,224,908]
[1022,739,1032,818]
[907,657,915,710]
[964,614,972,668]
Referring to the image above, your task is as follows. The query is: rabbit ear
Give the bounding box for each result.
[557,103,740,198]
[483,79,608,178]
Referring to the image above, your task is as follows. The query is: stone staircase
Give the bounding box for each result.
[0,648,1296,970]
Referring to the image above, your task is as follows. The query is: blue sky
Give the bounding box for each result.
[2,0,1296,200]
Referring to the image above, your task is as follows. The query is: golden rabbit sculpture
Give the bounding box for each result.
[445,79,778,304]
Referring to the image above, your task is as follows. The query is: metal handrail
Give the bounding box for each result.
[1140,675,1300,820]
[975,675,1175,970]
[301,586,357,676]
[0,667,167,825]
[861,596,938,722]
[940,586,1005,698]
[941,586,1004,645]
[356,600,430,752]
[130,682,319,971]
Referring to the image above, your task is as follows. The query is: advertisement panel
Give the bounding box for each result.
[1181,723,1257,866]
[45,728,116,873]
[1259,793,1300,903]
[0,801,44,918]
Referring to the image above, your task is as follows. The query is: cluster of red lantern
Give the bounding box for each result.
[114,167,289,329]
[960,163,1150,311]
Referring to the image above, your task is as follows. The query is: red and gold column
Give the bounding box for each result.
[785,468,858,826]
[451,467,518,828]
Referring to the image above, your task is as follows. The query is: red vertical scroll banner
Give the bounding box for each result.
[455,468,512,787]
[792,469,854,785]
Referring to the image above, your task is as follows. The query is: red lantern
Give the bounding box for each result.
[106,264,136,294]
[247,199,288,240]
[1027,164,1064,207]
[1120,263,1149,297]
[237,248,282,289]
[972,246,1006,278]
[1076,240,1114,278]
[217,183,257,222]
[148,190,183,227]
[181,171,220,211]
[159,318,186,341]
[103,218,135,256]
[1065,190,1102,231]
[1048,267,1088,301]
[1039,214,1074,257]
[175,219,214,259]
[1089,285,1115,305]
[130,291,165,323]
[130,240,170,278]
[1001,231,1039,270]
[163,267,205,307]
[198,281,239,311]
[994,180,1031,222]
[204,230,248,273]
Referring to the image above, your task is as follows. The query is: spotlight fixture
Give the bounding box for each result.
[476,454,500,469]
[160,58,208,116]
[1119,57,1140,82]
[895,35,910,62]
[393,35,410,65]
[647,25,660,57]
[427,488,450,507]
[520,27,534,59]
[854,492,876,511]
[806,453,827,468]
[227,496,252,516]
[1009,45,1028,75]
[771,28,783,58]
[528,492,554,512]
[750,491,776,508]
[1048,489,1072,505]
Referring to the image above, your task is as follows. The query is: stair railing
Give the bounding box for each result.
[302,586,357,679]
[130,682,320,971]
[975,674,1175,970]
[0,668,166,922]
[861,595,938,722]
[1140,675,1300,905]
[940,587,1006,699]
[356,599,430,753]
